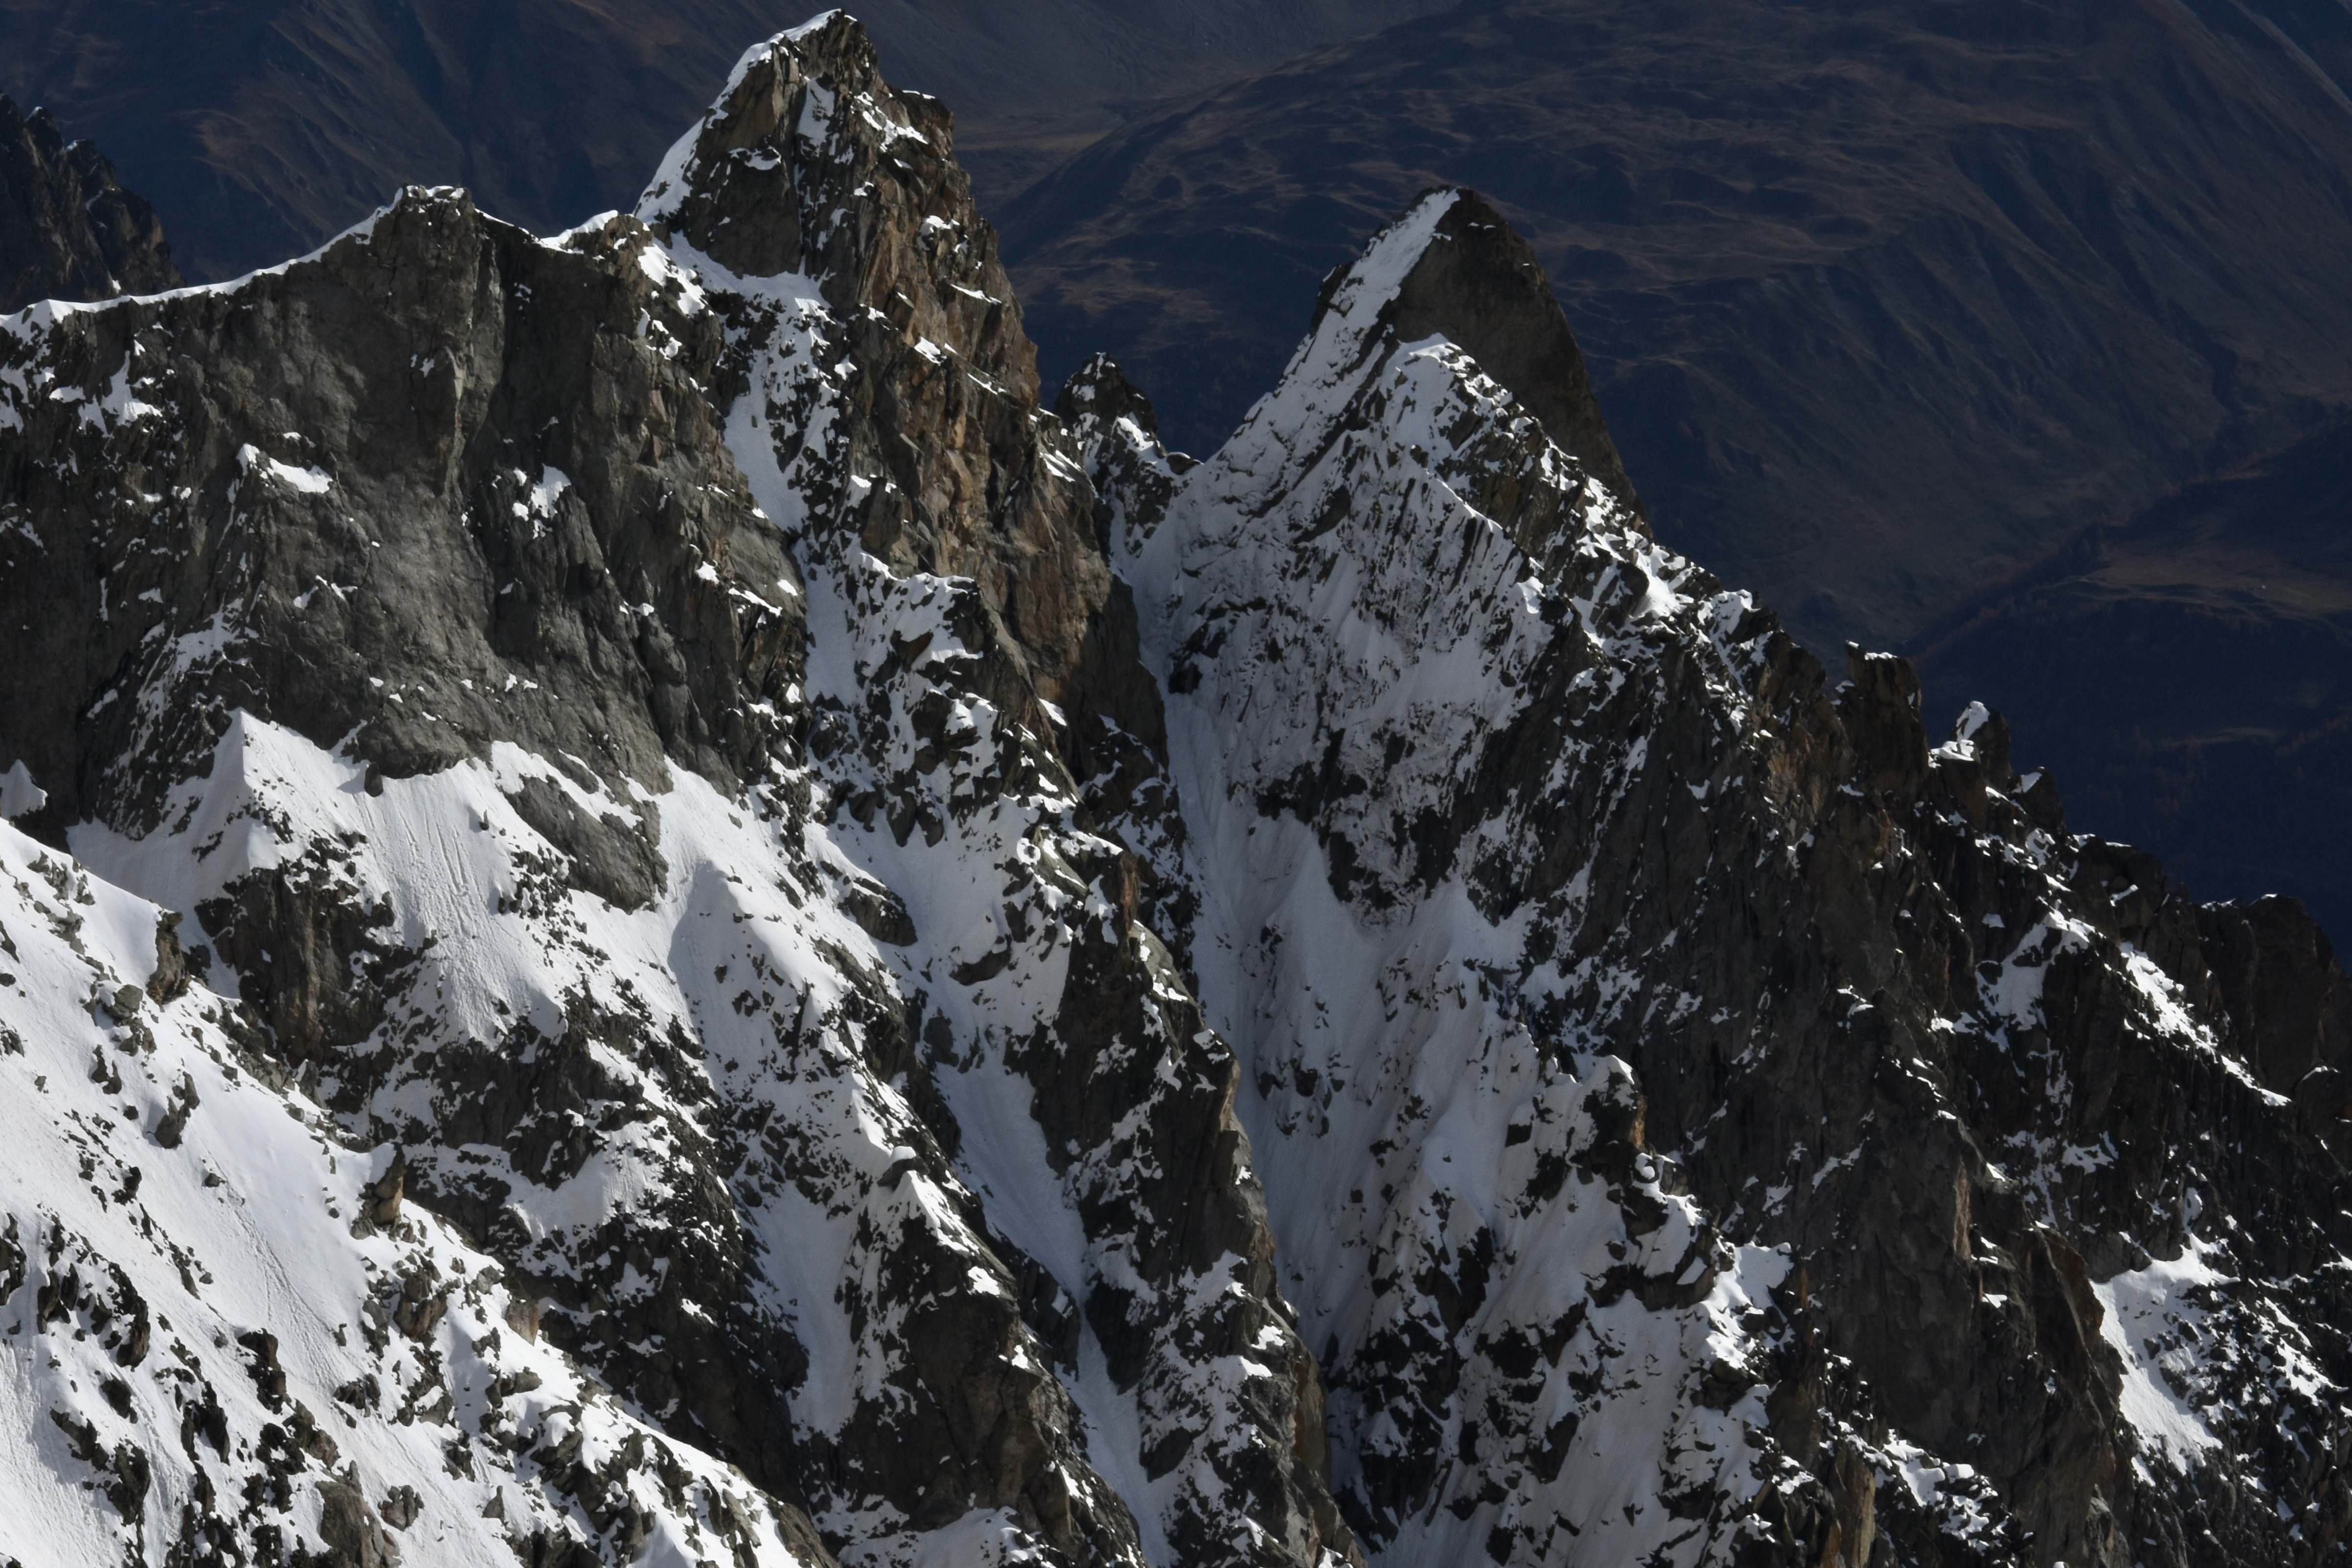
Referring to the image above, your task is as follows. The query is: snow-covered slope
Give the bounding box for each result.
[0,810,827,1566]
[1082,188,2352,1568]
[0,16,2345,1568]
[0,17,1347,1568]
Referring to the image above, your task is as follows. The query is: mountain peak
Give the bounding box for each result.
[636,15,953,283]
[2,21,2348,1568]
[1310,187,1642,514]
[0,93,182,313]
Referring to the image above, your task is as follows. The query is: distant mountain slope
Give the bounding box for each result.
[0,93,178,310]
[0,0,1441,282]
[998,0,2352,661]
[1916,417,2352,935]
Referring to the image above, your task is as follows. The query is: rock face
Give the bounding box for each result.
[0,94,181,311]
[0,16,2346,1568]
[1090,188,2351,1568]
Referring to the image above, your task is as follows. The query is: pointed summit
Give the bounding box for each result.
[635,12,1149,718]
[634,10,1031,410]
[0,95,182,312]
[637,14,906,280]
[1056,352,1193,550]
[1313,189,1641,514]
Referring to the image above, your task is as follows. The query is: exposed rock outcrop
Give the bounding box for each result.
[0,94,180,312]
[1086,188,2351,1568]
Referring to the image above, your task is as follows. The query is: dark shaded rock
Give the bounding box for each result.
[501,777,666,911]
[0,185,805,835]
[145,912,192,1004]
[316,1471,403,1568]
[0,94,180,311]
[239,1330,288,1412]
[2193,896,2351,1093]
[365,1150,407,1229]
[1374,189,1640,515]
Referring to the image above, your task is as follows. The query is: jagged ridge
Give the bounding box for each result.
[0,16,2344,1568]
[1078,186,2351,1568]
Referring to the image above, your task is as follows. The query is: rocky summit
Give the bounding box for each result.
[0,16,2344,1568]
[0,94,181,314]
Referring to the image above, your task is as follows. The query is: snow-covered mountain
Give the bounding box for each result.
[1075,186,2352,1568]
[0,16,2344,1568]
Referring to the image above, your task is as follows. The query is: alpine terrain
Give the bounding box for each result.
[994,0,2352,934]
[0,16,2344,1568]
[1,92,180,313]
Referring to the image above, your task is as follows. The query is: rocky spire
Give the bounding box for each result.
[0,94,181,312]
[1055,351,1193,553]
[1323,187,1642,517]
[638,21,1357,1560]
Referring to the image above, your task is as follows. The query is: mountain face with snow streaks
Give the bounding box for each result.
[1079,189,2350,1568]
[0,15,2347,1568]
[0,813,833,1568]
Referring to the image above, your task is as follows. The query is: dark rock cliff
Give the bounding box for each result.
[0,188,791,831]
[0,93,180,311]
